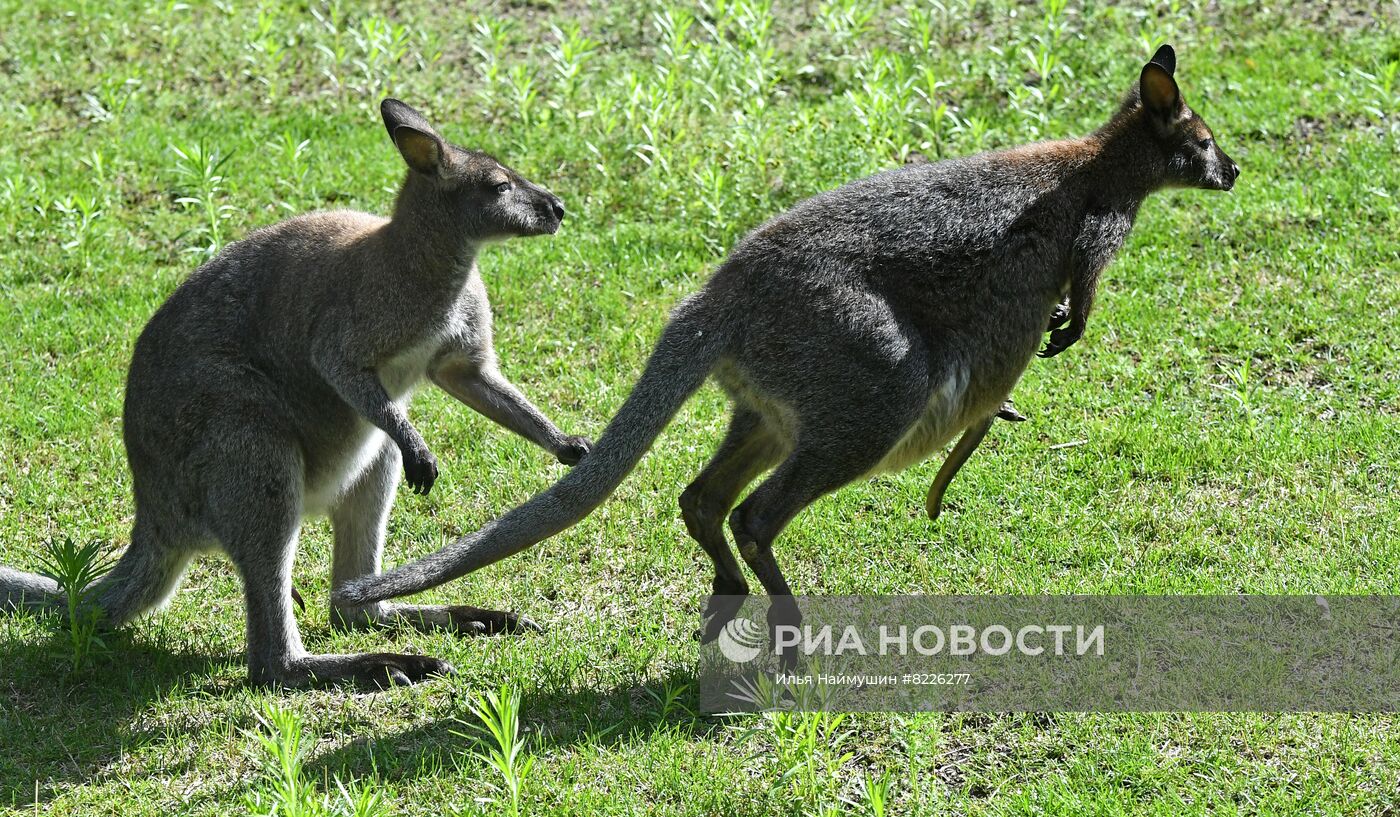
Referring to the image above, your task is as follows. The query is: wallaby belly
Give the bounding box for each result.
[877,310,1053,474]
[297,415,385,516]
[870,365,971,475]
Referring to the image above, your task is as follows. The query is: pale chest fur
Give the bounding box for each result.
[304,265,491,515]
[377,264,490,401]
[378,319,459,400]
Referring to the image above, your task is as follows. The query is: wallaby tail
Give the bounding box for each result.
[336,298,731,606]
[0,567,63,614]
[1,533,191,625]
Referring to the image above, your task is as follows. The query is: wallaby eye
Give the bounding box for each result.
[1197,138,1214,150]
[494,181,512,194]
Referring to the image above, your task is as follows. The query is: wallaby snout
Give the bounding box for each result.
[517,181,567,235]
[1195,136,1240,191]
[468,166,566,239]
[1186,136,1240,192]
[1210,151,1241,191]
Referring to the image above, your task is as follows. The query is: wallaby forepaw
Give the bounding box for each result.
[1038,325,1082,358]
[402,445,439,495]
[1046,300,1071,331]
[556,435,592,466]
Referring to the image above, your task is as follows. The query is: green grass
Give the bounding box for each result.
[2,0,1399,814]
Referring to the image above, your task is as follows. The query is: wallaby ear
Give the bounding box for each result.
[1149,44,1176,76]
[380,98,445,175]
[392,127,444,175]
[1139,62,1184,122]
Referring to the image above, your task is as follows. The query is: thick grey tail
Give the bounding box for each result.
[0,566,63,613]
[1,540,190,625]
[337,299,730,606]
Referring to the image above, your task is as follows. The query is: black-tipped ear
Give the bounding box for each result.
[1149,44,1176,76]
[380,99,445,175]
[1140,62,1183,122]
[380,98,437,139]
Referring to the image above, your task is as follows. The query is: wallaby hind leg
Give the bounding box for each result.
[330,440,537,637]
[207,430,451,687]
[681,408,788,641]
[728,438,902,664]
[925,415,996,521]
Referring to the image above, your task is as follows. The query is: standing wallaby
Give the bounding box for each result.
[0,99,592,687]
[336,47,1238,646]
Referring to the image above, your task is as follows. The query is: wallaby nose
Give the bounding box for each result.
[551,198,565,221]
[1231,162,1241,179]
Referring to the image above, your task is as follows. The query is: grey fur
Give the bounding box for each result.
[1,99,589,687]
[335,49,1238,642]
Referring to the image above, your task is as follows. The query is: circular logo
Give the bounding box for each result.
[717,617,766,663]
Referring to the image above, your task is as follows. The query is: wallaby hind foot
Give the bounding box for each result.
[332,602,540,635]
[251,651,455,689]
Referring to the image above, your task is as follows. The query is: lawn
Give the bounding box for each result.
[1,0,1397,814]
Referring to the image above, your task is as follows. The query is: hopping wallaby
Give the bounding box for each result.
[336,47,1239,646]
[0,99,592,687]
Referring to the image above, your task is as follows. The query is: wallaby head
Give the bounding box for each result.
[381,98,566,239]
[1126,44,1240,192]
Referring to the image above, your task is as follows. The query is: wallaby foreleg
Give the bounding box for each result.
[430,356,591,465]
[1040,211,1135,358]
[925,416,995,521]
[312,348,439,494]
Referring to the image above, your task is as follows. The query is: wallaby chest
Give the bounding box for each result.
[374,262,490,400]
[303,264,489,514]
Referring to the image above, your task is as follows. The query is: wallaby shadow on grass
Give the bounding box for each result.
[3,624,744,810]
[0,617,237,806]
[304,664,729,785]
